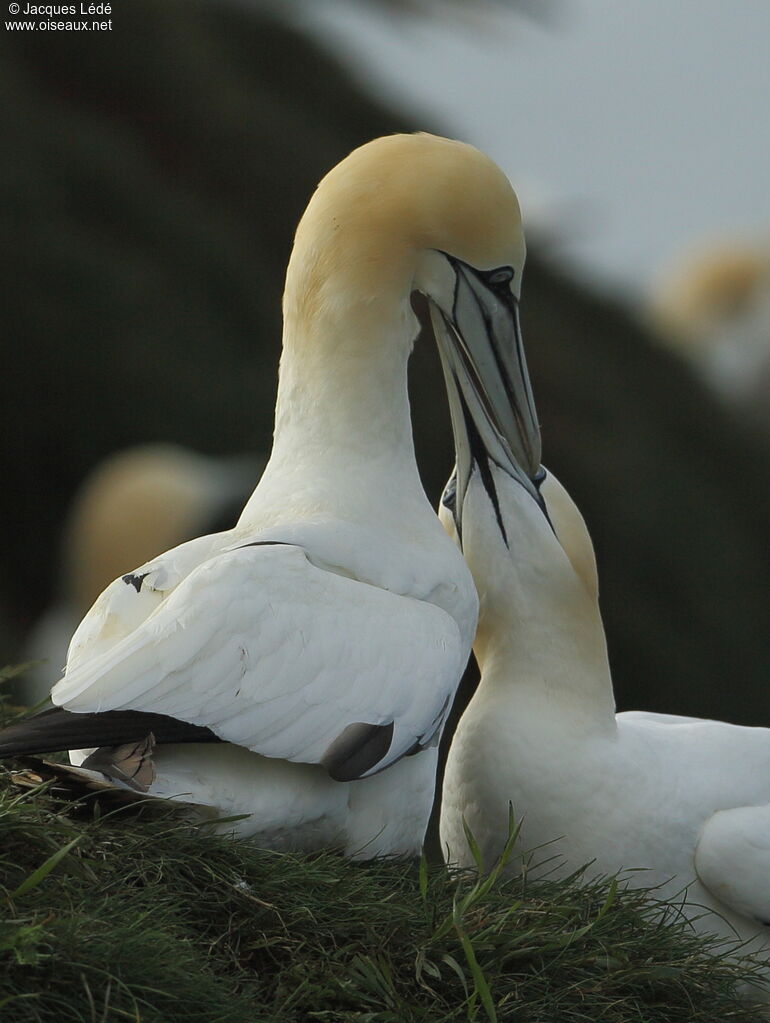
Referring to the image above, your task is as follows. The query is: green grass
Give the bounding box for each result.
[0,688,767,1022]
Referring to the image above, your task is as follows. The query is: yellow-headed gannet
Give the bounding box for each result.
[21,444,256,706]
[0,133,535,858]
[438,217,770,964]
[650,238,770,404]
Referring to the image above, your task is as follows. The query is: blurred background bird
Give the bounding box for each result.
[20,444,258,705]
[649,235,770,432]
[1,0,769,754]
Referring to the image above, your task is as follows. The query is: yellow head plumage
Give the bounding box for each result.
[284,133,525,332]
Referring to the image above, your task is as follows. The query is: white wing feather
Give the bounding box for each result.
[53,541,465,774]
[695,804,770,924]
[66,533,227,670]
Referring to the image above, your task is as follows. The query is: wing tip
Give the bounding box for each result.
[321,720,395,782]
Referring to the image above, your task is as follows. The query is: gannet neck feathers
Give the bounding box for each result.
[268,307,421,495]
[444,466,615,725]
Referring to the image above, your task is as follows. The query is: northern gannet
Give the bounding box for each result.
[1,133,534,858]
[438,218,770,961]
[650,237,770,406]
[21,444,256,706]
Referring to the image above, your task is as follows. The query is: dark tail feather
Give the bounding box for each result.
[0,706,220,757]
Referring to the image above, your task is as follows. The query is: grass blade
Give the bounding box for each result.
[10,836,81,898]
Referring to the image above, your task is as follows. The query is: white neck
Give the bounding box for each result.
[463,467,617,732]
[240,279,427,528]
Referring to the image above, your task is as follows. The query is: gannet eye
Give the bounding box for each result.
[484,266,515,291]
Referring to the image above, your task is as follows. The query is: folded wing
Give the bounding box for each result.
[52,542,465,781]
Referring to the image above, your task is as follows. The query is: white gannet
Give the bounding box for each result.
[1,133,536,858]
[437,217,770,960]
[20,444,257,706]
[650,237,770,406]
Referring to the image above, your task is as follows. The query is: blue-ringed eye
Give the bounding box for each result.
[485,266,515,289]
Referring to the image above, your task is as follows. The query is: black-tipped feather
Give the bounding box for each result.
[321,721,395,782]
[0,707,221,757]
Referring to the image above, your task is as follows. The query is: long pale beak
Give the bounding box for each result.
[429,255,543,534]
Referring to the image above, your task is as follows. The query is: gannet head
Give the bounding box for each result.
[440,459,602,659]
[63,446,254,613]
[650,241,770,399]
[651,242,766,349]
[421,161,605,665]
[439,438,609,691]
[286,133,526,317]
[283,133,540,501]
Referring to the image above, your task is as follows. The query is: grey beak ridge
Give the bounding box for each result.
[431,254,544,533]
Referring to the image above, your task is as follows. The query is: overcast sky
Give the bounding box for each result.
[294,0,770,301]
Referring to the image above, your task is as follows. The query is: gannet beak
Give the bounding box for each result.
[424,253,543,533]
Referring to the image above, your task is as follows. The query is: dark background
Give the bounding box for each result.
[2,0,769,725]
